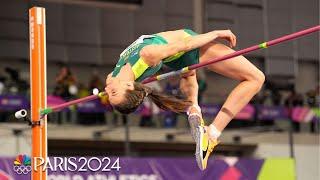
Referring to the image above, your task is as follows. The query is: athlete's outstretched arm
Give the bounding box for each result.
[140,30,236,66]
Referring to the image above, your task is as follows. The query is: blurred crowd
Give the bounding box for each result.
[0,65,319,132]
[251,80,319,132]
[0,67,29,96]
[252,84,319,108]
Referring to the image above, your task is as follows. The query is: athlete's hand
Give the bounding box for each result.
[213,30,237,48]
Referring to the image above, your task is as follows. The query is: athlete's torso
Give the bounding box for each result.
[112,29,199,82]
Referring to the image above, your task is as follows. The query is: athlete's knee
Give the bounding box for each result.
[250,69,265,93]
[182,70,196,78]
[181,71,198,90]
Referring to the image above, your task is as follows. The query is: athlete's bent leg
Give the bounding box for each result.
[180,70,204,141]
[200,42,265,139]
[180,70,199,106]
[180,70,211,170]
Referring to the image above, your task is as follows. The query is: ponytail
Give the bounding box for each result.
[113,82,192,114]
[143,85,192,113]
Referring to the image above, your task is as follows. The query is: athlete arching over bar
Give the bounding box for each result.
[105,29,265,170]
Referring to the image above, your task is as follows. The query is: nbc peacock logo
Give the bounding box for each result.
[13,154,32,175]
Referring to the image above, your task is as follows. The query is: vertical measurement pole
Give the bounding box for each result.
[29,7,47,180]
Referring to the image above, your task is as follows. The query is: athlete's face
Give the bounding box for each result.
[105,77,134,106]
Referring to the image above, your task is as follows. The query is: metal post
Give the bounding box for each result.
[291,0,299,78]
[123,115,131,156]
[262,0,270,75]
[194,0,204,33]
[290,0,297,159]
[289,119,295,158]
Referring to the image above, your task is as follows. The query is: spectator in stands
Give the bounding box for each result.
[53,65,77,100]
[88,70,104,92]
[87,70,105,124]
[316,85,320,107]
[77,83,89,98]
[0,68,29,122]
[0,69,7,122]
[53,65,77,124]
[306,85,319,107]
[4,67,29,95]
[271,90,282,106]
[262,80,283,106]
[306,85,319,133]
[285,88,304,132]
[250,90,265,105]
[0,70,6,95]
[285,89,304,106]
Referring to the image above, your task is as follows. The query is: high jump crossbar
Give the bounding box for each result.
[39,25,320,116]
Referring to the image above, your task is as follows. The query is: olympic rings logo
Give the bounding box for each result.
[13,165,32,175]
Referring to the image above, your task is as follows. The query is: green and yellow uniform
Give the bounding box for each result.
[112,29,199,81]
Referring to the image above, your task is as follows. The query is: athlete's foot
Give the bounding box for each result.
[187,105,204,141]
[195,125,219,170]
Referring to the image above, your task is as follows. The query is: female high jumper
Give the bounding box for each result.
[105,29,265,170]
